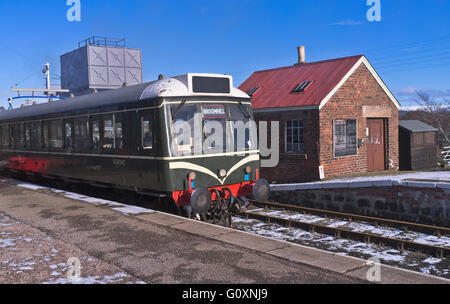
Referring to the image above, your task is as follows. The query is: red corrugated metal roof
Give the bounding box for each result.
[239,55,364,110]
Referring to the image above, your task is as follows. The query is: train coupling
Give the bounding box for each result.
[188,179,270,226]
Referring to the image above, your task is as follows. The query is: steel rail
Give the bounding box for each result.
[239,210,450,258]
[250,200,450,237]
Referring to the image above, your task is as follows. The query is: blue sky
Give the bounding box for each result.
[0,0,449,108]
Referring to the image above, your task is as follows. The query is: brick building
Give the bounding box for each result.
[239,47,400,183]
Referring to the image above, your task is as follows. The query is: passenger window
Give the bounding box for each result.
[142,117,153,150]
[4,126,10,148]
[8,126,13,148]
[43,122,49,148]
[49,120,63,149]
[74,118,90,150]
[24,124,31,148]
[92,120,100,150]
[103,116,114,150]
[14,124,24,149]
[32,122,42,149]
[65,121,72,150]
[115,114,124,150]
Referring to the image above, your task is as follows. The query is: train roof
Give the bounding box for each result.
[0,73,249,122]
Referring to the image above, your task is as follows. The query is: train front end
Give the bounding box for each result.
[160,74,270,223]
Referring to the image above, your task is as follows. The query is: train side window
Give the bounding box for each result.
[49,120,63,149]
[115,114,124,150]
[0,126,5,149]
[65,121,72,150]
[42,122,49,148]
[24,123,31,148]
[142,117,153,150]
[103,116,115,150]
[14,124,24,149]
[8,126,13,148]
[74,118,90,150]
[32,122,42,150]
[5,126,9,148]
[92,120,100,150]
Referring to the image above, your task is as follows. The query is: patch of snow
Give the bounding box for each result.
[42,272,138,284]
[322,171,450,183]
[423,257,443,265]
[15,182,155,216]
[17,183,47,191]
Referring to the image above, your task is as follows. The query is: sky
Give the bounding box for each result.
[0,0,449,108]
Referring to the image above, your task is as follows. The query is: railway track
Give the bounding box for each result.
[240,201,450,258]
[249,200,450,236]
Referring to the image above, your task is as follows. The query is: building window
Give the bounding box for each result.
[285,120,304,153]
[142,117,153,150]
[333,119,357,158]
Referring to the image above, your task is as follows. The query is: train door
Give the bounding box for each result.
[138,109,158,186]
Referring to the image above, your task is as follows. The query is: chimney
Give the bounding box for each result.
[296,46,306,65]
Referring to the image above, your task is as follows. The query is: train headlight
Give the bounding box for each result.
[188,171,197,181]
[219,169,227,178]
[245,165,252,174]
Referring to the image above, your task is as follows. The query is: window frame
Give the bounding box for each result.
[141,113,154,153]
[91,117,101,152]
[31,121,43,150]
[284,120,305,154]
[48,119,64,150]
[333,119,358,159]
[73,116,91,152]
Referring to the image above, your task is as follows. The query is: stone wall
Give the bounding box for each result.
[271,185,450,227]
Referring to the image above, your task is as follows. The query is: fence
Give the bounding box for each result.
[442,146,450,164]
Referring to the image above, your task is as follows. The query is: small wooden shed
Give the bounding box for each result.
[399,120,438,170]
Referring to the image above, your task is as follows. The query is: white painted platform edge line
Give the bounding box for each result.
[376,262,450,283]
[151,211,450,283]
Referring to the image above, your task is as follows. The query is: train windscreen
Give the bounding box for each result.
[168,102,256,156]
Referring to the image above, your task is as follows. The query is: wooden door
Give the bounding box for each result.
[367,119,385,172]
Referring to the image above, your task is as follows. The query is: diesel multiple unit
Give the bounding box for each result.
[0,73,269,222]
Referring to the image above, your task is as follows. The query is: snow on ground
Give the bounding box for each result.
[0,213,145,284]
[272,171,450,190]
[16,182,155,216]
[321,171,450,183]
[232,214,450,278]
[255,208,450,248]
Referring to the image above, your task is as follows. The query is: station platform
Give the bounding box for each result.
[0,178,448,284]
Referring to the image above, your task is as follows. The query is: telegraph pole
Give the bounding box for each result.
[43,62,51,90]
